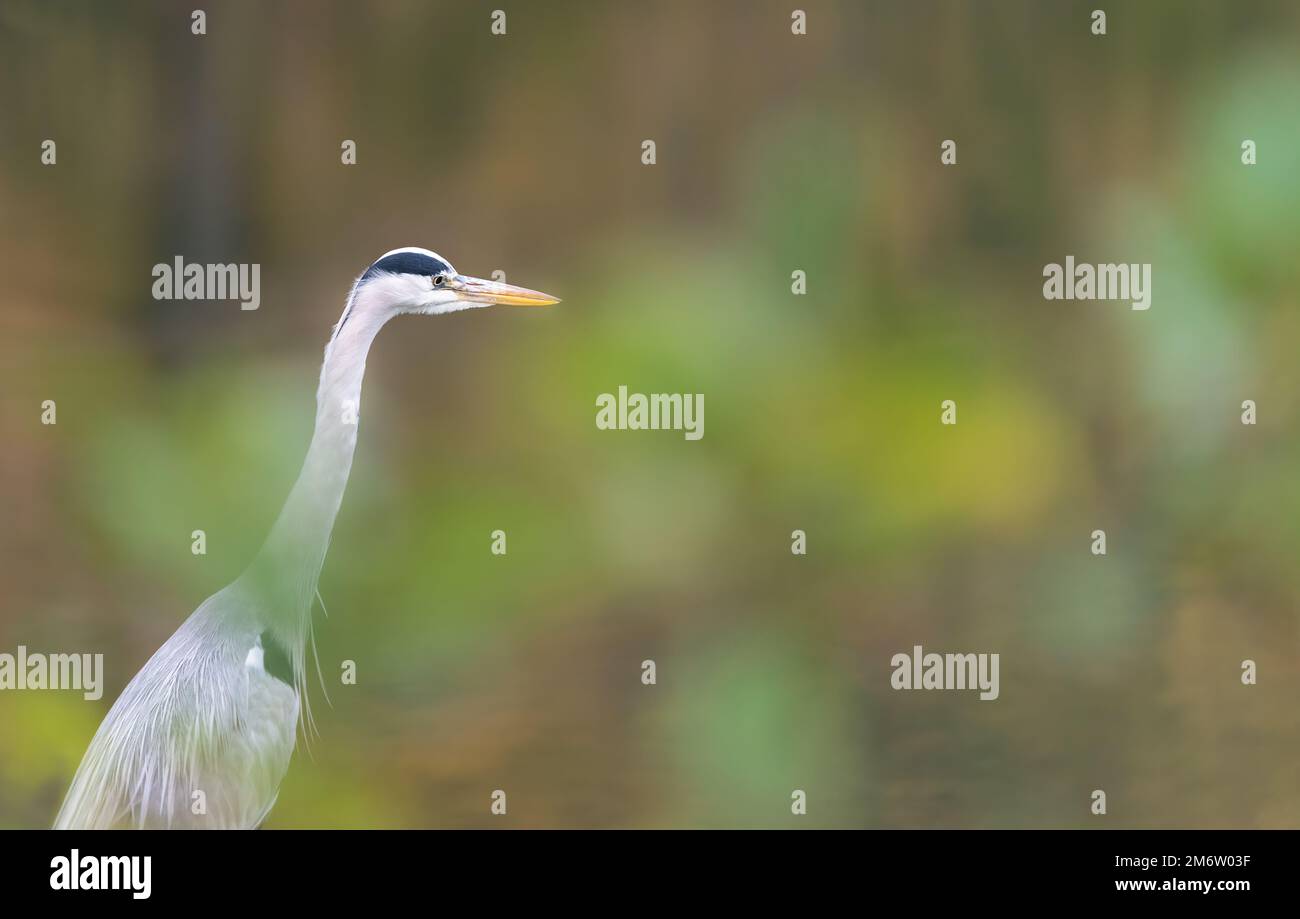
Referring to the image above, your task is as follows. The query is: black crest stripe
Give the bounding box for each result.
[361,251,450,281]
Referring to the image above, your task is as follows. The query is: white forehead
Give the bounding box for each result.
[376,246,453,269]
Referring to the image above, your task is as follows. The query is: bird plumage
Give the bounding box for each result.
[54,248,557,829]
[53,584,298,828]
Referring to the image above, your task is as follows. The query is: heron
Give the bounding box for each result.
[53,247,559,829]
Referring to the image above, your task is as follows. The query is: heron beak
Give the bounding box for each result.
[454,275,560,307]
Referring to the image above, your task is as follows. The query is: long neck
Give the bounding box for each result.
[242,298,385,629]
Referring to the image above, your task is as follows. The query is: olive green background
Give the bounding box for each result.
[1,1,1298,827]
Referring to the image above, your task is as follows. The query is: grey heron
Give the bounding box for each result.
[54,247,559,829]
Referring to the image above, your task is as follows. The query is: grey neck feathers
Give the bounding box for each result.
[242,287,388,643]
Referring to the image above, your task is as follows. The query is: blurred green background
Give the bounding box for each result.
[1,0,1298,828]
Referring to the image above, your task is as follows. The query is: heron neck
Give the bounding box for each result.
[243,306,387,624]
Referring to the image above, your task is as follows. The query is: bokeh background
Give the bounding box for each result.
[2,0,1298,828]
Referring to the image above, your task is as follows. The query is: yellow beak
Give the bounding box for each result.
[455,274,560,307]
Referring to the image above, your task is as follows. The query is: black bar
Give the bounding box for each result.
[2,829,1281,906]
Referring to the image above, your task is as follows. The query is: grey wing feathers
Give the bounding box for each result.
[53,594,298,829]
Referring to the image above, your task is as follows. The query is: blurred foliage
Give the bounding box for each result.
[1,1,1298,827]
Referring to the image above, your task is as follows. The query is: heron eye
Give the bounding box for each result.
[432,275,445,287]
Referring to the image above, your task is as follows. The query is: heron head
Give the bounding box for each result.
[356,247,560,317]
